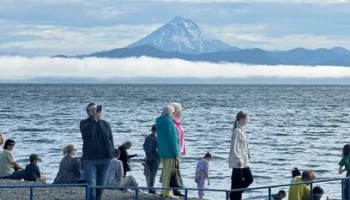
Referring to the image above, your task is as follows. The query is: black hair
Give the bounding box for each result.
[343,144,350,157]
[151,124,156,132]
[233,111,248,129]
[86,103,96,113]
[292,167,301,178]
[278,190,286,195]
[204,152,212,159]
[313,186,324,194]
[114,148,121,157]
[4,139,15,150]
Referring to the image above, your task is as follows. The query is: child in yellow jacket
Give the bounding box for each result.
[288,170,316,200]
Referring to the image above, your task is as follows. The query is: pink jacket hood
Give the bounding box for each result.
[173,117,186,156]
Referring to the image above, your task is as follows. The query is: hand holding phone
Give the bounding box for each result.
[96,105,102,113]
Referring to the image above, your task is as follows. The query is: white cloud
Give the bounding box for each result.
[148,0,348,3]
[1,23,162,55]
[0,56,350,80]
[204,24,350,49]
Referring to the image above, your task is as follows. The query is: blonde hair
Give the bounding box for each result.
[170,102,182,116]
[63,144,75,156]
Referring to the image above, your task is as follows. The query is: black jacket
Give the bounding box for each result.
[80,118,115,160]
[118,146,136,172]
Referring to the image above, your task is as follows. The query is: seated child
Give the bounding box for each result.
[195,152,212,200]
[291,167,301,183]
[24,154,46,182]
[312,186,324,200]
[265,190,286,200]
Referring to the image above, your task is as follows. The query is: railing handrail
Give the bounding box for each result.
[0,177,348,200]
[0,183,88,189]
[89,176,349,192]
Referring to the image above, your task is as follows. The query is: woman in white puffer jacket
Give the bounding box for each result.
[228,111,253,200]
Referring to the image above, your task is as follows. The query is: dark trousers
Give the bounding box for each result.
[146,159,160,191]
[344,180,349,200]
[230,167,253,200]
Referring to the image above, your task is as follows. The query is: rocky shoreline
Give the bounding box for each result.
[0,180,199,200]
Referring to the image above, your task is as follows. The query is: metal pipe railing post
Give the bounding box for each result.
[268,187,271,200]
[310,182,313,200]
[85,185,90,200]
[135,188,139,200]
[348,177,350,200]
[30,187,34,200]
[184,189,188,200]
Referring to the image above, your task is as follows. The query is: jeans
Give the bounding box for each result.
[230,167,253,200]
[0,170,25,180]
[84,159,111,200]
[146,159,160,191]
[197,176,206,199]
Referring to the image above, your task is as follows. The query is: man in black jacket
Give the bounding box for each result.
[80,103,115,200]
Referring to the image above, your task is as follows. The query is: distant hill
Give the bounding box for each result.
[73,44,350,66]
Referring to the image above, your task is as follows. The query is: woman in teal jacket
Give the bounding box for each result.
[156,105,181,198]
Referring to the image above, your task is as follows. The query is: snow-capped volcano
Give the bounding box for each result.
[126,16,232,54]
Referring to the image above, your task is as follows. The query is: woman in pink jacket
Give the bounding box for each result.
[171,102,186,156]
[170,102,186,197]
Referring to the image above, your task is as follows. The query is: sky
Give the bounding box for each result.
[1,0,350,56]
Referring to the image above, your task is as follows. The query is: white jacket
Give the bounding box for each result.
[228,125,249,168]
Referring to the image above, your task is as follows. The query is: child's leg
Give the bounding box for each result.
[197,177,205,199]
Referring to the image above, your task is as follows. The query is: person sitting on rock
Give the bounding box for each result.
[291,167,301,183]
[312,186,324,200]
[105,148,139,190]
[0,139,25,180]
[265,190,286,200]
[24,154,46,182]
[53,144,80,184]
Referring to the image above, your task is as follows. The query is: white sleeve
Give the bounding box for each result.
[232,129,243,164]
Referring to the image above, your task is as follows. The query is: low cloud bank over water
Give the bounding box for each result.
[1,56,350,83]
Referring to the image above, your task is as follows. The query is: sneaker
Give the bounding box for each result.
[167,195,179,199]
[122,189,132,193]
[173,191,185,197]
[149,190,158,194]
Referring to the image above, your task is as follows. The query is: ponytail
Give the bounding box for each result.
[233,120,238,130]
[62,144,75,155]
[63,146,68,155]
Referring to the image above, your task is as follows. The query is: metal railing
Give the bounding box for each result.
[0,177,348,200]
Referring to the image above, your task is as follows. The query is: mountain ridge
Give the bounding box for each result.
[51,16,350,67]
[65,45,350,67]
